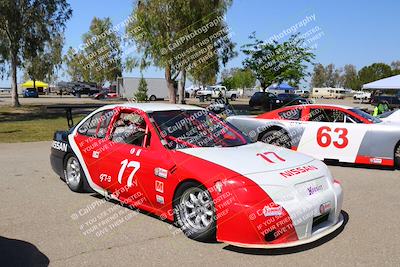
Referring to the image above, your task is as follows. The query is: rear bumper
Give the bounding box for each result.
[50,149,65,179]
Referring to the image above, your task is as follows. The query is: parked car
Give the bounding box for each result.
[249,92,282,110]
[71,82,99,97]
[196,86,239,101]
[23,88,39,98]
[92,89,118,100]
[227,104,400,169]
[294,90,310,98]
[50,103,343,248]
[277,93,310,106]
[370,91,400,109]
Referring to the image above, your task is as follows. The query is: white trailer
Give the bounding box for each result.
[116,77,169,101]
[311,87,346,99]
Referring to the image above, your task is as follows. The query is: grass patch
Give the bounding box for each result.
[0,106,84,143]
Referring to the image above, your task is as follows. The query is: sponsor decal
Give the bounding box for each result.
[99,173,111,183]
[155,181,164,193]
[280,165,318,178]
[130,147,142,156]
[263,204,283,217]
[156,195,164,204]
[307,184,324,196]
[370,158,383,164]
[319,201,331,214]
[92,151,100,159]
[52,141,67,152]
[154,167,168,179]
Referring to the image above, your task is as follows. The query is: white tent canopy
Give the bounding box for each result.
[362,74,400,90]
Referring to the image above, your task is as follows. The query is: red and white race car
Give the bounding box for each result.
[50,103,343,248]
[227,104,400,168]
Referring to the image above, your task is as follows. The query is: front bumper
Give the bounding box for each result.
[225,212,344,249]
[215,179,344,248]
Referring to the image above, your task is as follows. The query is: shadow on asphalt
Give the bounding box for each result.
[223,210,349,255]
[0,236,49,266]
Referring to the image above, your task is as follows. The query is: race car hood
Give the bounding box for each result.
[178,142,319,178]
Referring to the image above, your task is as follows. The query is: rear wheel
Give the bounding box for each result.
[173,182,216,242]
[260,129,291,149]
[149,95,156,101]
[64,154,85,192]
[206,95,212,101]
[230,94,236,101]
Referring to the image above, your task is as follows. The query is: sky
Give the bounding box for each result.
[1,0,400,88]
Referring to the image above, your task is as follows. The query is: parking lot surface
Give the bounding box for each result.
[0,141,399,266]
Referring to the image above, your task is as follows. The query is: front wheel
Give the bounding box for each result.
[173,182,216,242]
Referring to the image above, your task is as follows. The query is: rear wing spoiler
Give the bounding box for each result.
[46,104,106,128]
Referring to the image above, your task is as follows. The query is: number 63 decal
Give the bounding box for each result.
[118,159,141,187]
[317,126,348,149]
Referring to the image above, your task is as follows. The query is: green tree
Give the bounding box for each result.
[126,0,234,103]
[64,47,88,82]
[311,63,325,88]
[358,63,392,86]
[189,62,218,87]
[0,0,72,107]
[222,68,255,90]
[242,33,314,91]
[391,60,400,75]
[342,64,359,90]
[23,34,64,88]
[64,17,122,85]
[311,63,345,89]
[135,75,148,101]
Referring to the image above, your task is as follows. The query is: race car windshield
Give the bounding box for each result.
[350,108,382,123]
[378,110,395,119]
[150,110,249,149]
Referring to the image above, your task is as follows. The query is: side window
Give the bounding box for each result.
[111,111,149,147]
[97,110,115,138]
[278,109,301,120]
[309,109,352,123]
[309,108,336,122]
[77,110,113,138]
[344,113,361,123]
[78,111,103,137]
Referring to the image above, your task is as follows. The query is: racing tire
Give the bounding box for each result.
[260,129,291,149]
[64,154,86,192]
[395,144,400,170]
[230,94,237,101]
[149,95,156,101]
[173,181,216,242]
[206,95,212,101]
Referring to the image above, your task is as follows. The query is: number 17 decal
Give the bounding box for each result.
[257,151,286,163]
[118,159,141,188]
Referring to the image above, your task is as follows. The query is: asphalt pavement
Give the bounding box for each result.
[0,141,399,266]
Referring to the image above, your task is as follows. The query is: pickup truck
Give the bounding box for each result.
[353,91,371,101]
[371,91,400,109]
[196,86,239,101]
